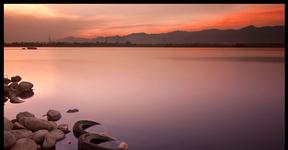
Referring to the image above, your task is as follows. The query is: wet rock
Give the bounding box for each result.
[4,131,16,149]
[9,82,20,91]
[19,117,57,132]
[73,120,100,138]
[13,122,26,130]
[49,129,65,141]
[18,89,34,99]
[11,75,22,83]
[32,130,49,144]
[78,133,120,150]
[37,145,41,150]
[10,138,37,150]
[67,108,79,113]
[42,133,56,150]
[10,96,25,103]
[47,110,62,121]
[4,96,8,103]
[10,129,33,140]
[19,81,34,90]
[4,117,13,130]
[4,78,11,84]
[57,124,70,134]
[16,111,35,121]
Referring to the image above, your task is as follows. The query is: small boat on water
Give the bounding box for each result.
[26,47,38,50]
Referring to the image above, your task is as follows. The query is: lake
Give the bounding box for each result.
[4,47,285,150]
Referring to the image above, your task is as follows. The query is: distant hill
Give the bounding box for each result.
[56,25,284,44]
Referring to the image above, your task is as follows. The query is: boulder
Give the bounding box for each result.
[32,130,49,144]
[10,129,33,140]
[57,124,70,134]
[47,110,62,121]
[4,131,16,149]
[19,81,34,90]
[42,133,56,150]
[10,138,37,150]
[13,122,26,130]
[4,117,13,130]
[19,117,57,132]
[11,75,22,83]
[49,129,65,141]
[16,111,35,121]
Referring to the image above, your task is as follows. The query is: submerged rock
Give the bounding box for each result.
[10,138,37,150]
[73,120,100,138]
[57,124,70,134]
[11,75,22,83]
[4,117,14,130]
[67,108,79,113]
[4,131,16,149]
[19,117,57,132]
[42,133,57,150]
[16,111,35,121]
[10,129,33,140]
[47,110,62,121]
[32,130,49,144]
[78,133,128,150]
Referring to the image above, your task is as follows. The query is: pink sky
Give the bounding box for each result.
[4,4,285,42]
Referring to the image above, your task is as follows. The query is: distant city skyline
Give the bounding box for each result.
[4,4,284,42]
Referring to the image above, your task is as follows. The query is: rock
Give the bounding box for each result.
[8,82,19,91]
[49,129,65,141]
[4,117,13,130]
[78,133,117,150]
[19,117,57,132]
[13,122,26,129]
[18,89,34,99]
[4,97,8,103]
[73,120,100,138]
[4,78,11,84]
[10,129,33,140]
[37,145,41,150]
[57,124,70,134]
[42,133,56,150]
[16,111,35,121]
[10,97,25,103]
[11,75,22,82]
[10,138,37,150]
[18,81,34,90]
[67,108,79,113]
[47,110,62,121]
[32,130,49,144]
[4,131,16,149]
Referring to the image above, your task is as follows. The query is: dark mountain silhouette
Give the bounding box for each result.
[56,25,284,44]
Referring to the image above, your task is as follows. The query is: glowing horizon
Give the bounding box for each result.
[4,4,285,42]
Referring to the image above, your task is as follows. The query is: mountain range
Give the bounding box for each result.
[56,25,285,44]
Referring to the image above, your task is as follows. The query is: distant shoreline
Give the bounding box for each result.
[4,43,284,48]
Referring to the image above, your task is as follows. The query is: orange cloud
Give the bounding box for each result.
[181,5,284,31]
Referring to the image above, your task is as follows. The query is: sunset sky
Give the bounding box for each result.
[4,4,285,42]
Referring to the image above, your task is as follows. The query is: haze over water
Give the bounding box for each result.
[4,47,284,150]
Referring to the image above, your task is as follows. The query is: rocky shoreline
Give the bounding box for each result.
[4,75,128,150]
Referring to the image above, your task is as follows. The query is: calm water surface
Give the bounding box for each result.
[4,47,284,150]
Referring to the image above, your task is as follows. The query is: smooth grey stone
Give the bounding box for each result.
[49,129,65,141]
[16,111,35,121]
[13,122,26,130]
[57,124,70,134]
[32,130,49,144]
[42,133,56,150]
[10,129,33,140]
[10,138,37,150]
[47,109,62,121]
[4,131,16,149]
[19,117,57,132]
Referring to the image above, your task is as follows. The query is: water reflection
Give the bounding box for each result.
[161,56,285,63]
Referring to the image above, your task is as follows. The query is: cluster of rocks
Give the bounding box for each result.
[4,75,34,104]
[4,110,69,150]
